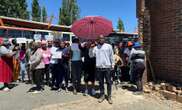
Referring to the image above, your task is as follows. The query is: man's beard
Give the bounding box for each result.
[99,42,104,45]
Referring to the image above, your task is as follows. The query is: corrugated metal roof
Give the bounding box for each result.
[0,16,71,32]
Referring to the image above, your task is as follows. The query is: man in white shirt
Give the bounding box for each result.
[50,39,60,90]
[92,35,114,104]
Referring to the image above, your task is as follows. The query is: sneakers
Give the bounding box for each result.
[51,87,59,91]
[83,89,96,96]
[98,95,113,104]
[133,91,143,95]
[2,87,10,92]
[98,95,105,103]
[83,89,88,96]
[107,97,113,104]
[91,89,96,96]
[31,90,41,94]
[65,87,69,93]
[57,88,62,92]
[73,89,77,95]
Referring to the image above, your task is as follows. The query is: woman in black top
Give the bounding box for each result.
[82,42,96,96]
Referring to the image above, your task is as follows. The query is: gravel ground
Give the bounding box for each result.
[33,88,182,110]
[0,82,182,110]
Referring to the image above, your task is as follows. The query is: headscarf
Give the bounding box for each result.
[0,37,3,45]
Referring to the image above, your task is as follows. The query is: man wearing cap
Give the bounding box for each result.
[129,42,145,94]
[92,35,114,104]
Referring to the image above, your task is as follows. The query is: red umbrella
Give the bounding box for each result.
[71,16,113,39]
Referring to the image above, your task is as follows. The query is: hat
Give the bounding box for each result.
[133,42,142,48]
[127,41,133,47]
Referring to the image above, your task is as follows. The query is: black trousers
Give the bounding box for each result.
[32,69,43,90]
[43,64,50,83]
[132,61,145,91]
[62,62,70,87]
[120,66,130,81]
[83,58,96,83]
[97,68,112,97]
[71,61,82,89]
[51,64,59,88]
[55,63,65,88]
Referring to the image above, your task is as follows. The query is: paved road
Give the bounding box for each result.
[0,83,84,110]
[0,83,182,110]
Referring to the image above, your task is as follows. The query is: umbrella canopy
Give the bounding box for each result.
[71,16,113,39]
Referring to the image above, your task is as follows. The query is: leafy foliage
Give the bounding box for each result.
[117,18,125,32]
[59,0,80,26]
[32,0,41,22]
[42,6,47,22]
[0,0,29,19]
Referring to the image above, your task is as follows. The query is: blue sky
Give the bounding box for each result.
[27,0,137,32]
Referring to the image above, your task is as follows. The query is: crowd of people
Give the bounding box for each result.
[0,35,145,104]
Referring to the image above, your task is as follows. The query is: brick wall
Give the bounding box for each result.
[137,0,182,83]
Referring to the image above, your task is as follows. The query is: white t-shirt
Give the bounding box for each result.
[50,46,59,64]
[93,43,114,68]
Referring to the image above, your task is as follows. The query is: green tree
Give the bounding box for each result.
[0,0,10,16]
[0,0,29,19]
[32,0,41,22]
[59,0,80,26]
[17,0,29,19]
[58,8,63,25]
[69,0,80,23]
[42,6,47,22]
[117,18,125,32]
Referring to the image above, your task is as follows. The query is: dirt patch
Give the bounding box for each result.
[33,89,182,110]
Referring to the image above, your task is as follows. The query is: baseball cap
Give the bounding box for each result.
[127,41,133,47]
[133,42,142,48]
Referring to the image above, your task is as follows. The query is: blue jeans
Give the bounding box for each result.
[20,60,26,81]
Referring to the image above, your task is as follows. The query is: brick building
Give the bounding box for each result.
[137,0,182,83]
